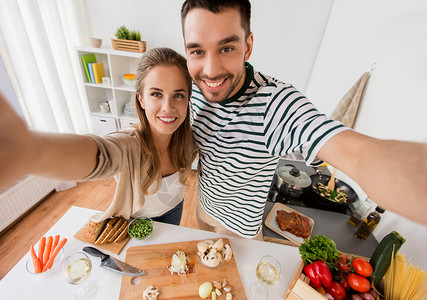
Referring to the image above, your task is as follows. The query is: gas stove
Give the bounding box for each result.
[267,157,357,215]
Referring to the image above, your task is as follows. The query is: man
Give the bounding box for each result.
[180,0,427,239]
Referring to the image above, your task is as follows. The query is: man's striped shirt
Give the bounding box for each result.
[191,63,348,238]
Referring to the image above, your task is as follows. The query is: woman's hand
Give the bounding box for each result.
[0,93,99,189]
[0,93,36,188]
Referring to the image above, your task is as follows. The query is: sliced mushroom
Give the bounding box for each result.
[205,239,215,246]
[222,244,233,261]
[202,249,223,268]
[212,238,224,251]
[197,241,210,254]
[143,285,159,300]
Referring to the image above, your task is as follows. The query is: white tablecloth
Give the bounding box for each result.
[0,206,302,300]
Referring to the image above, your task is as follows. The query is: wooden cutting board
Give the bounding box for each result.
[119,238,247,299]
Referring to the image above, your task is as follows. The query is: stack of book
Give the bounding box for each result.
[81,54,105,84]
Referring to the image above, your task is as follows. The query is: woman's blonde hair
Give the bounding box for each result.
[134,47,196,194]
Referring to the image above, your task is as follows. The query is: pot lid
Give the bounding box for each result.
[277,165,311,188]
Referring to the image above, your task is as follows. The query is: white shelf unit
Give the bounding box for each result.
[75,46,142,136]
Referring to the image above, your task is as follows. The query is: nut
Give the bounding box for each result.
[215,288,222,296]
[226,293,233,300]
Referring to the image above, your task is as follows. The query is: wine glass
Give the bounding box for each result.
[63,252,98,300]
[250,255,281,300]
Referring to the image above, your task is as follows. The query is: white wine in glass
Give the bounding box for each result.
[250,255,281,300]
[256,259,280,286]
[64,256,92,284]
[64,252,98,300]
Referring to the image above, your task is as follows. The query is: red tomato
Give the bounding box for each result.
[325,281,347,300]
[339,277,351,291]
[337,253,352,273]
[347,273,371,293]
[352,257,373,277]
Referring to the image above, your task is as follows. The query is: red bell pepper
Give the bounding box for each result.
[304,263,322,288]
[304,260,333,288]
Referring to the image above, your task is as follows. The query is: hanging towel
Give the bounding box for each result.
[330,72,370,128]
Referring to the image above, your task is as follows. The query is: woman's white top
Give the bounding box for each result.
[132,172,184,218]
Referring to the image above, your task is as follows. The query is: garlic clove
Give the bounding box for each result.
[222,278,228,288]
[223,285,232,293]
[213,282,222,290]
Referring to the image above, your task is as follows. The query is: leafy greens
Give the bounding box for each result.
[299,235,341,270]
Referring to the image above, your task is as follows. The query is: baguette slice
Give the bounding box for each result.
[108,219,128,243]
[83,219,108,244]
[94,217,119,245]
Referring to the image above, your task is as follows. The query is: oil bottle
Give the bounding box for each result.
[348,198,372,227]
[355,206,385,240]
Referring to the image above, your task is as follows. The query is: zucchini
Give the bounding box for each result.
[369,231,406,286]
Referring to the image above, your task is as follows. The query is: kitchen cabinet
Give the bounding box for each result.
[90,115,118,136]
[75,46,142,135]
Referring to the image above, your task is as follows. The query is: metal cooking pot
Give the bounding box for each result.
[275,164,311,198]
[308,173,358,209]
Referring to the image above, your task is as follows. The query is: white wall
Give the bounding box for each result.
[84,0,333,92]
[305,0,427,270]
[306,0,427,143]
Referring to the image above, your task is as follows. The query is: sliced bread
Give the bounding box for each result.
[100,217,124,244]
[94,217,119,245]
[82,216,129,245]
[108,218,128,243]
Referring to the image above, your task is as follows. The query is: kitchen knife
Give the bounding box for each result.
[83,246,146,276]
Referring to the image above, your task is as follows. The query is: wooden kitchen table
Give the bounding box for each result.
[0,206,301,300]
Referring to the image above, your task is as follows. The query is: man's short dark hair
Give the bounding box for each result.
[181,0,251,39]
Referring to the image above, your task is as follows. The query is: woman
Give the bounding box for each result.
[0,47,197,225]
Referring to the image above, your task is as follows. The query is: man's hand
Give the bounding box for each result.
[318,130,427,225]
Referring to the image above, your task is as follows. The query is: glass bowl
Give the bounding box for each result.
[127,218,154,240]
[196,252,225,270]
[25,247,65,276]
[122,78,136,87]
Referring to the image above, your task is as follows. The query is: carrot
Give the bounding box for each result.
[30,244,42,273]
[43,236,53,267]
[42,237,67,272]
[50,235,60,258]
[37,236,46,266]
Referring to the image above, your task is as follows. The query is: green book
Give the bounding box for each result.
[81,54,97,82]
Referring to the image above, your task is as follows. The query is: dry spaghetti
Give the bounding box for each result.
[383,252,427,300]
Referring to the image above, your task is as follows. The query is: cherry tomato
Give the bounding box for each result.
[347,273,371,293]
[352,257,373,277]
[340,277,351,291]
[325,281,347,300]
[337,253,352,273]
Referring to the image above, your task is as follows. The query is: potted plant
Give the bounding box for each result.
[111,25,146,53]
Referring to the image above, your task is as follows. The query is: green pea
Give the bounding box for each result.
[129,219,153,238]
